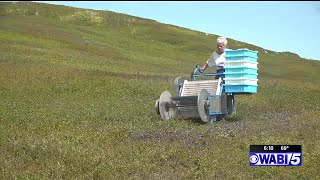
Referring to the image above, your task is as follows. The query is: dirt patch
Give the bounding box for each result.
[130,110,308,148]
[130,130,192,142]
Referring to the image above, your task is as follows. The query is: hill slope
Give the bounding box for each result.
[0,2,320,179]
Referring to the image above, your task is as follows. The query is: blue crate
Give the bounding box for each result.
[225,48,258,58]
[224,67,258,74]
[224,72,258,79]
[224,84,258,93]
[225,56,258,62]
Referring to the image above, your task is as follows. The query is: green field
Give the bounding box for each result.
[0,2,320,179]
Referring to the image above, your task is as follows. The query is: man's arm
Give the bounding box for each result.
[199,53,214,73]
[202,63,209,70]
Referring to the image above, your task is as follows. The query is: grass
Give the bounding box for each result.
[0,1,320,179]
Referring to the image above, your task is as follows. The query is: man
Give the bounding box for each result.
[199,36,227,80]
[198,37,230,121]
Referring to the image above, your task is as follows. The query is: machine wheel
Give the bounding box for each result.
[227,94,236,115]
[174,77,184,96]
[197,89,218,123]
[155,99,160,115]
[159,91,176,120]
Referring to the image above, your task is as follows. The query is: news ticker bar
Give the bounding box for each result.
[250,145,301,153]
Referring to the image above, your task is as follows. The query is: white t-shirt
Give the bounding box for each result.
[206,51,226,70]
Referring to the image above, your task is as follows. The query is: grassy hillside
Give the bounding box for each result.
[1,2,320,179]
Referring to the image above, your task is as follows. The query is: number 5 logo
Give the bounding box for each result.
[290,153,301,166]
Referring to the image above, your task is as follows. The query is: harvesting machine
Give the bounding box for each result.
[155,48,259,123]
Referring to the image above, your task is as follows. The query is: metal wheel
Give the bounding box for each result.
[155,99,160,115]
[227,94,236,115]
[197,89,210,123]
[174,77,184,96]
[159,91,176,120]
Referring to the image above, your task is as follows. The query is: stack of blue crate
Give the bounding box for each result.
[223,48,259,94]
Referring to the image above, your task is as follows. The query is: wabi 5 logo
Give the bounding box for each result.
[250,153,302,166]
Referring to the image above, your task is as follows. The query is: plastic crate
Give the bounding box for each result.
[224,84,258,93]
[224,78,258,85]
[224,73,258,79]
[225,48,258,58]
[224,67,258,74]
[225,56,257,62]
[224,60,258,68]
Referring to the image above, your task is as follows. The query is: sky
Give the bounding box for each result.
[36,1,320,60]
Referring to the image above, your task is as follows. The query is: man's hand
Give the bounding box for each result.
[198,67,205,73]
